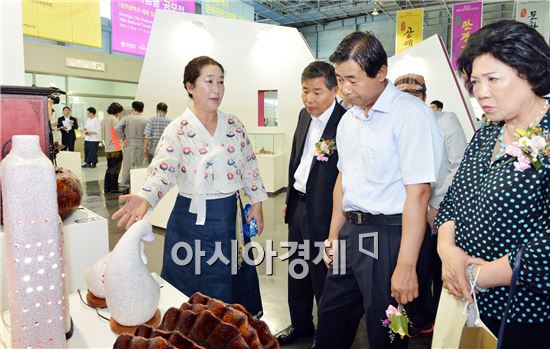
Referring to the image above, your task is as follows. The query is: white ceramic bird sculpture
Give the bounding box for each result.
[104,220,160,326]
[84,254,109,300]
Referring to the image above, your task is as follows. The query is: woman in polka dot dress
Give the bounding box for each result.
[435,20,549,348]
[112,56,267,316]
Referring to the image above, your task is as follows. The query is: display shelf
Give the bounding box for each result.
[248,133,284,156]
[0,273,188,348]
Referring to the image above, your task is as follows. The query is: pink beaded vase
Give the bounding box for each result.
[0,135,68,348]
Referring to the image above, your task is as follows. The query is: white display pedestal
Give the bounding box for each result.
[1,207,109,311]
[257,154,285,193]
[56,151,83,183]
[0,274,188,348]
[130,168,177,229]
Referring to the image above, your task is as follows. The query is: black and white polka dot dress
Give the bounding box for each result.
[435,103,549,324]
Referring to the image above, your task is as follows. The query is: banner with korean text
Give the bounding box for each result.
[202,0,254,21]
[395,8,424,54]
[515,0,549,43]
[22,0,101,48]
[111,0,195,56]
[451,1,483,70]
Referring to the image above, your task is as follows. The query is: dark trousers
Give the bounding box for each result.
[287,197,328,333]
[104,151,122,192]
[61,133,75,151]
[84,141,99,165]
[411,233,437,327]
[146,153,154,165]
[482,315,550,349]
[316,221,432,349]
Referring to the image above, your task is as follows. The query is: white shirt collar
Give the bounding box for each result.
[310,100,336,125]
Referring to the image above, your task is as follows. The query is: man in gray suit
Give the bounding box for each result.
[394,73,468,334]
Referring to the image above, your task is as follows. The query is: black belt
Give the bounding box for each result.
[296,191,306,200]
[345,211,402,226]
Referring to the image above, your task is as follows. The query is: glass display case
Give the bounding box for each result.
[248,133,284,156]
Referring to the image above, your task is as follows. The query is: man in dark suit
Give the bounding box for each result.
[275,61,346,348]
[57,106,78,151]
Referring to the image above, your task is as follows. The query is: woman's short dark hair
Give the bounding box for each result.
[457,20,550,96]
[156,102,168,113]
[301,61,338,89]
[87,107,96,115]
[329,31,387,78]
[183,56,225,99]
[132,101,144,113]
[107,102,124,115]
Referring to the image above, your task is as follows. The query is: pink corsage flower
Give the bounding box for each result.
[183,147,192,154]
[504,126,549,172]
[381,304,410,343]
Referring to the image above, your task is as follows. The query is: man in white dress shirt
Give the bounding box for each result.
[276,62,346,349]
[315,32,443,349]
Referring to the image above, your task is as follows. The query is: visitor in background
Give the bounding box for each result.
[102,102,124,194]
[143,102,170,164]
[57,106,78,151]
[116,101,147,190]
[82,106,101,168]
[430,100,443,111]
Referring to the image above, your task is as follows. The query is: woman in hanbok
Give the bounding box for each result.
[113,56,267,316]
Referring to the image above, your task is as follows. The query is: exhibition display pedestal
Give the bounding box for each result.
[256,154,285,193]
[0,274,188,348]
[0,207,109,310]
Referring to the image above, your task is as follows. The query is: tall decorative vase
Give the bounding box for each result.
[0,135,66,348]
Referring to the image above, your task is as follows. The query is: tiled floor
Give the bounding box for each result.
[78,158,431,349]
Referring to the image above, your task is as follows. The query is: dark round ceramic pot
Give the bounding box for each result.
[56,167,82,219]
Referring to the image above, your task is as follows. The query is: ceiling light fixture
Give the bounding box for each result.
[372,7,379,16]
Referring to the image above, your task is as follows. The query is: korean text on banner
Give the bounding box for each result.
[111,0,195,56]
[451,1,483,71]
[515,0,550,43]
[22,0,101,48]
[395,8,424,54]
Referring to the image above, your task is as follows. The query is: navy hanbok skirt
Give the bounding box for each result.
[161,194,263,316]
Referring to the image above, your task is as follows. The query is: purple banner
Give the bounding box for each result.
[112,0,195,56]
[451,1,482,70]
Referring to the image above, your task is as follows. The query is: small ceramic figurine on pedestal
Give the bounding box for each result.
[103,220,161,334]
[0,135,68,348]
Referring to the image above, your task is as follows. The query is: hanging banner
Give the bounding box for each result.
[111,0,195,56]
[451,1,483,71]
[202,0,254,21]
[22,0,101,48]
[515,0,550,43]
[395,9,424,54]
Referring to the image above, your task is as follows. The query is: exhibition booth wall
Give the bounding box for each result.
[135,10,316,175]
[387,35,478,140]
[1,1,25,85]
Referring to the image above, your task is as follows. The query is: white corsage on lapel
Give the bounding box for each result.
[313,138,336,161]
